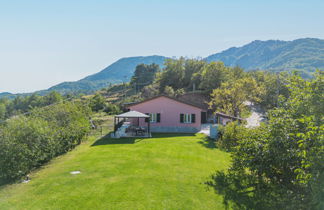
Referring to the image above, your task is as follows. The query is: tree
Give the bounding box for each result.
[0,102,7,120]
[228,66,246,80]
[209,77,261,117]
[183,59,206,89]
[130,63,160,91]
[207,72,324,210]
[43,91,63,106]
[141,83,160,99]
[158,58,186,91]
[163,86,175,97]
[89,93,106,112]
[104,103,121,115]
[199,61,229,91]
[216,121,249,151]
[250,71,290,109]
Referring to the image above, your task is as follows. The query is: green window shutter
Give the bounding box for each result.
[157,113,161,123]
[180,114,184,123]
[191,114,196,123]
[145,113,149,122]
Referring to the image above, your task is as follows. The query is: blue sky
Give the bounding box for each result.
[1,0,323,93]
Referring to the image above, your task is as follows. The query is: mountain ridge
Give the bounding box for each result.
[205,38,324,76]
[1,38,323,98]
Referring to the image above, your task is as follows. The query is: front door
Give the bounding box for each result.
[201,112,207,123]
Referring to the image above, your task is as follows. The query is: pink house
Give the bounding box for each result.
[126,95,207,133]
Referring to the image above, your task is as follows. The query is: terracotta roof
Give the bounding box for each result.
[177,92,209,110]
[126,95,207,111]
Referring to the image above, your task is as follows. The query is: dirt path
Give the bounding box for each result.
[245,101,266,127]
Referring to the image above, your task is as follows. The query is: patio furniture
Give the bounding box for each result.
[135,127,146,136]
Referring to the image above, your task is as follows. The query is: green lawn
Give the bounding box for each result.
[0,133,230,210]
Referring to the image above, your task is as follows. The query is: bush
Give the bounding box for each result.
[216,121,248,151]
[89,93,106,112]
[0,102,90,181]
[104,103,121,115]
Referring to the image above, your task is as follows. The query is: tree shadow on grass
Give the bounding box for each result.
[151,133,196,139]
[91,133,145,146]
[0,178,11,188]
[91,132,198,146]
[197,135,217,149]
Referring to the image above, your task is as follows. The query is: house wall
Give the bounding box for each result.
[128,96,203,133]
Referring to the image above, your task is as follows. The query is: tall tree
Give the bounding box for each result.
[250,71,290,109]
[157,58,186,91]
[199,61,229,91]
[130,63,160,91]
[183,59,206,89]
[209,77,261,117]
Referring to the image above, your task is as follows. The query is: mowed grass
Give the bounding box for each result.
[0,133,230,210]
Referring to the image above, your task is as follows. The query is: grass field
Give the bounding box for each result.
[0,132,230,210]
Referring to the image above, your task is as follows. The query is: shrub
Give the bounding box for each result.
[216,121,248,151]
[104,103,121,115]
[0,102,90,181]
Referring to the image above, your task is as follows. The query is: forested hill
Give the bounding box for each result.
[82,55,167,82]
[1,38,323,98]
[205,38,324,77]
[39,55,167,95]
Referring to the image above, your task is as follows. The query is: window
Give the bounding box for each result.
[148,113,161,123]
[150,113,157,123]
[184,114,191,123]
[180,113,196,123]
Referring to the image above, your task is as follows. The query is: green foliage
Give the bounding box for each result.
[250,71,290,109]
[0,102,90,181]
[205,38,324,77]
[199,62,229,91]
[0,91,64,120]
[0,103,6,120]
[209,77,261,117]
[175,88,185,97]
[156,58,248,95]
[183,59,206,88]
[158,58,186,91]
[163,86,175,96]
[157,58,208,92]
[104,103,121,115]
[141,83,160,99]
[89,93,106,112]
[130,63,160,91]
[217,122,249,151]
[89,93,121,114]
[208,72,324,209]
[43,91,63,105]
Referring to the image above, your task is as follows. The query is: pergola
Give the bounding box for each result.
[114,111,151,137]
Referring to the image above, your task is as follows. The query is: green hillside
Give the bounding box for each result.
[205,38,324,78]
[1,38,323,98]
[38,55,167,95]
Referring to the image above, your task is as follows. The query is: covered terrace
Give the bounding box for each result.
[113,111,151,138]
